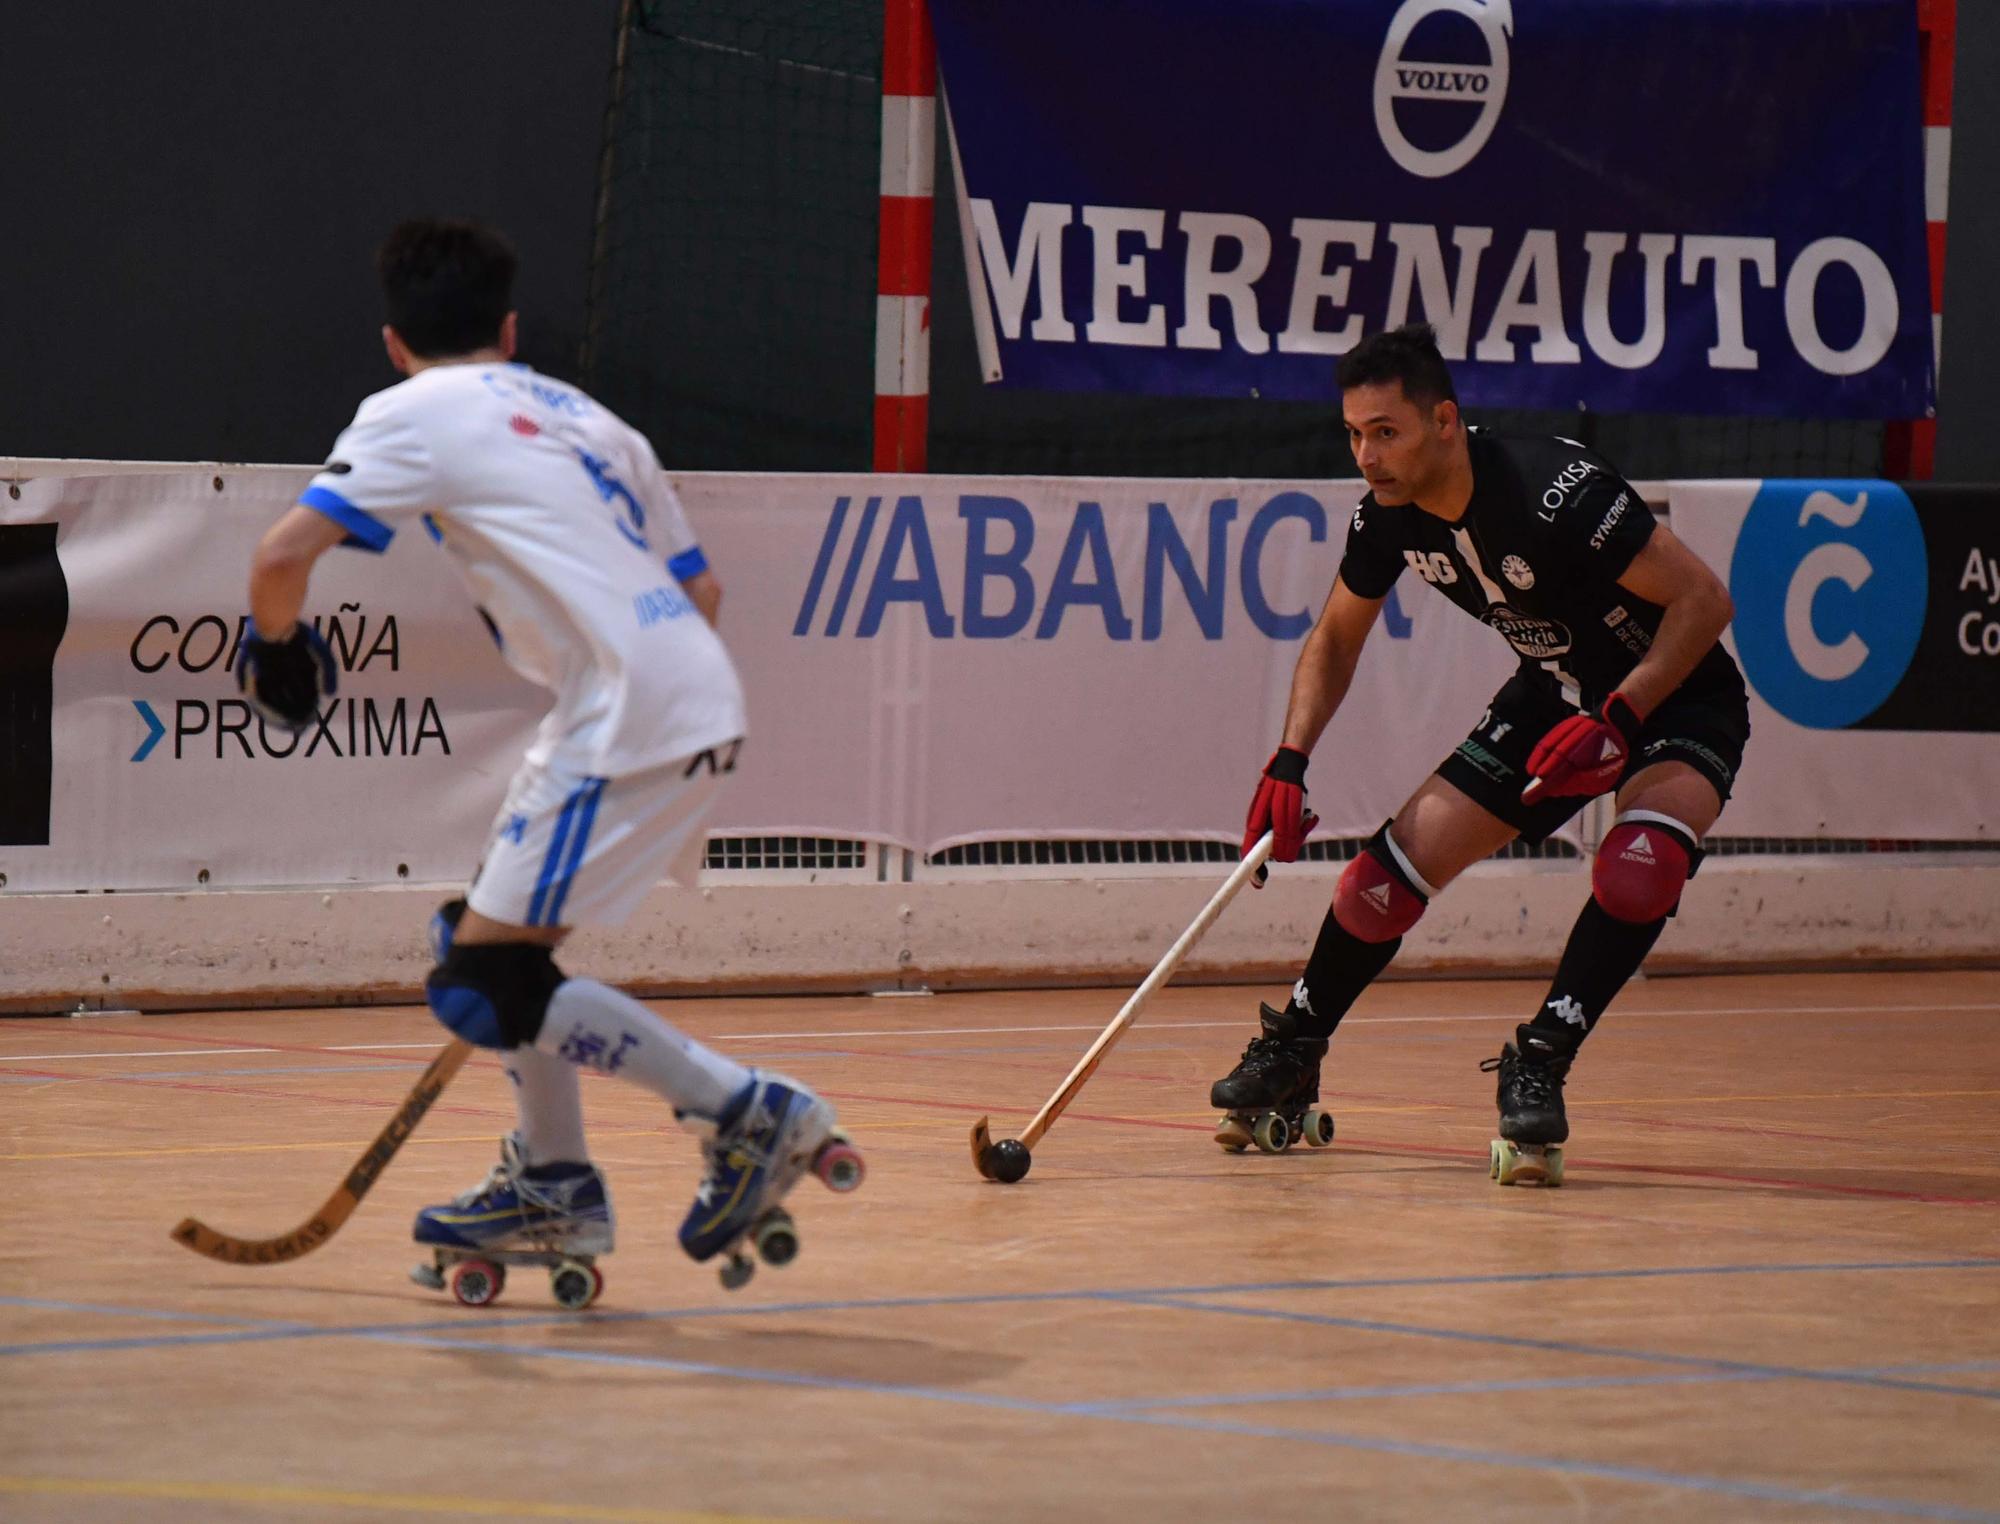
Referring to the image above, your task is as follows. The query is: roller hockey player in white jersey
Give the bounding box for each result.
[238,220,860,1302]
[1220,323,1748,1184]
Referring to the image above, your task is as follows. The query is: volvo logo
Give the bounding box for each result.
[1373,0,1513,179]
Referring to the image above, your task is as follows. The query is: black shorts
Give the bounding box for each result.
[1435,671,1751,844]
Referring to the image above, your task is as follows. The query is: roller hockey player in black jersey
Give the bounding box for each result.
[1220,323,1748,1184]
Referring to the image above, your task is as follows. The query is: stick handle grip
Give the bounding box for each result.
[1021,831,1275,1148]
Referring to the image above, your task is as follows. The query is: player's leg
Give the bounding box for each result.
[1495,695,1743,1180]
[1212,676,1572,1139]
[435,751,854,1277]
[413,897,613,1260]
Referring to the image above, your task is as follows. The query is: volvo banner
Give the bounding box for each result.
[933,0,1934,419]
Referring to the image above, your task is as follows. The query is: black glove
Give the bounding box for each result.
[235,620,337,732]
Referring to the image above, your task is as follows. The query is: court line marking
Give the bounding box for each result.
[0,1476,815,1523]
[6,1258,1996,1363]
[1125,1295,2000,1402]
[182,1325,2000,1520]
[2,999,1994,1063]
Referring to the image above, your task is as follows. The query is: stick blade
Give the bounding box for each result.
[968,1116,996,1179]
[169,1214,336,1265]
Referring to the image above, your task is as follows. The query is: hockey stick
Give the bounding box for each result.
[970,831,1276,1180]
[170,1038,474,1264]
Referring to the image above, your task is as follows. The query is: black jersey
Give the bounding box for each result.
[1338,429,1744,711]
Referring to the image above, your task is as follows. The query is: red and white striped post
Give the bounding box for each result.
[1886,0,1955,480]
[873,0,936,472]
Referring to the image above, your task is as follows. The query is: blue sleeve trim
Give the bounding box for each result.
[668,545,709,581]
[301,485,395,554]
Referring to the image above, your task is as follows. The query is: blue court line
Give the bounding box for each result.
[6,1256,1998,1359]
[313,1325,2000,1521]
[1067,1357,2000,1415]
[1128,1295,2000,1403]
[7,1289,1997,1517]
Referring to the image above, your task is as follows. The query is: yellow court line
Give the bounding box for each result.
[0,1476,828,1523]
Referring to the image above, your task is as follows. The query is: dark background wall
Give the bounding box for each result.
[0,3,618,463]
[2,1,1993,480]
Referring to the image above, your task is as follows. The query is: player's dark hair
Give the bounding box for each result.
[1337,322,1458,408]
[376,219,517,358]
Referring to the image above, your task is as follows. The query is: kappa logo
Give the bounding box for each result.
[1502,554,1534,589]
[1373,0,1514,179]
[1546,995,1587,1028]
[1292,978,1315,1015]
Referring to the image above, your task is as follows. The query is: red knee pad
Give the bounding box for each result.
[1334,848,1427,943]
[1592,818,1693,923]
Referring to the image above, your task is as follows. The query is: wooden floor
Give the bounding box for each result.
[4,970,1998,1522]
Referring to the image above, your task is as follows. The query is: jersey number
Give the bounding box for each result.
[1403,550,1458,585]
[575,448,648,550]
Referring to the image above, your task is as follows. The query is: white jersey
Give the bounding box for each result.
[302,362,746,777]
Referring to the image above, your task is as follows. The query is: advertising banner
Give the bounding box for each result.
[932,0,1934,419]
[1671,480,2000,840]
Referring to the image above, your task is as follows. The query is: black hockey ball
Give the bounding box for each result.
[987,1138,1032,1184]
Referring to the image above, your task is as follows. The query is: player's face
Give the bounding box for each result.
[1341,382,1452,505]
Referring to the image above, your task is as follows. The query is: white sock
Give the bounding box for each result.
[502,1047,590,1169]
[535,978,747,1120]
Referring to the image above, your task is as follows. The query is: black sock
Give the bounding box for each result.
[1288,909,1402,1039]
[1526,897,1667,1053]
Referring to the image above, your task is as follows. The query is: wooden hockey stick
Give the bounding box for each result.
[170,1039,473,1264]
[970,831,1275,1178]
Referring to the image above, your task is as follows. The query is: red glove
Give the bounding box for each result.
[1243,746,1319,877]
[1522,693,1644,804]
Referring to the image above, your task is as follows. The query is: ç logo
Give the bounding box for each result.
[1373,0,1514,179]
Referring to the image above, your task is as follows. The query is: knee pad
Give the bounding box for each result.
[425,941,566,1049]
[428,898,467,962]
[1333,822,1432,944]
[1593,811,1698,923]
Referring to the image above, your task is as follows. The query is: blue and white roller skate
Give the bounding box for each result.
[409,1133,614,1310]
[679,1072,864,1290]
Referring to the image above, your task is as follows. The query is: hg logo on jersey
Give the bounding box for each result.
[1373,0,1513,179]
[1729,482,1927,728]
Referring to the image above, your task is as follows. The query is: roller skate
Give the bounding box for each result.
[1482,1027,1573,1186]
[678,1071,865,1291]
[1209,1003,1336,1154]
[409,1133,613,1309]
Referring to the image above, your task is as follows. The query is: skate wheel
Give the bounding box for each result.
[1251,1112,1290,1154]
[550,1258,601,1311]
[1213,1116,1252,1153]
[448,1258,504,1307]
[814,1138,865,1193]
[1544,1145,1565,1187]
[409,1261,445,1292]
[753,1210,799,1268]
[1488,1138,1507,1181]
[1301,1108,1336,1148]
[719,1253,755,1291]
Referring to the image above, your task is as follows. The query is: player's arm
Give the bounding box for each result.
[1244,575,1386,869]
[1521,515,1733,803]
[1281,574,1387,754]
[236,503,350,731]
[1606,522,1734,717]
[681,567,722,627]
[249,504,350,638]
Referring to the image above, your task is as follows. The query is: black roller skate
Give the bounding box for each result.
[1481,1026,1573,1186]
[1210,1003,1336,1155]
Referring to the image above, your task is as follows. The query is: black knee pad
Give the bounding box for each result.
[425,941,566,1049]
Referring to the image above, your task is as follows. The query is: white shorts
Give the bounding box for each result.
[466,743,738,929]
